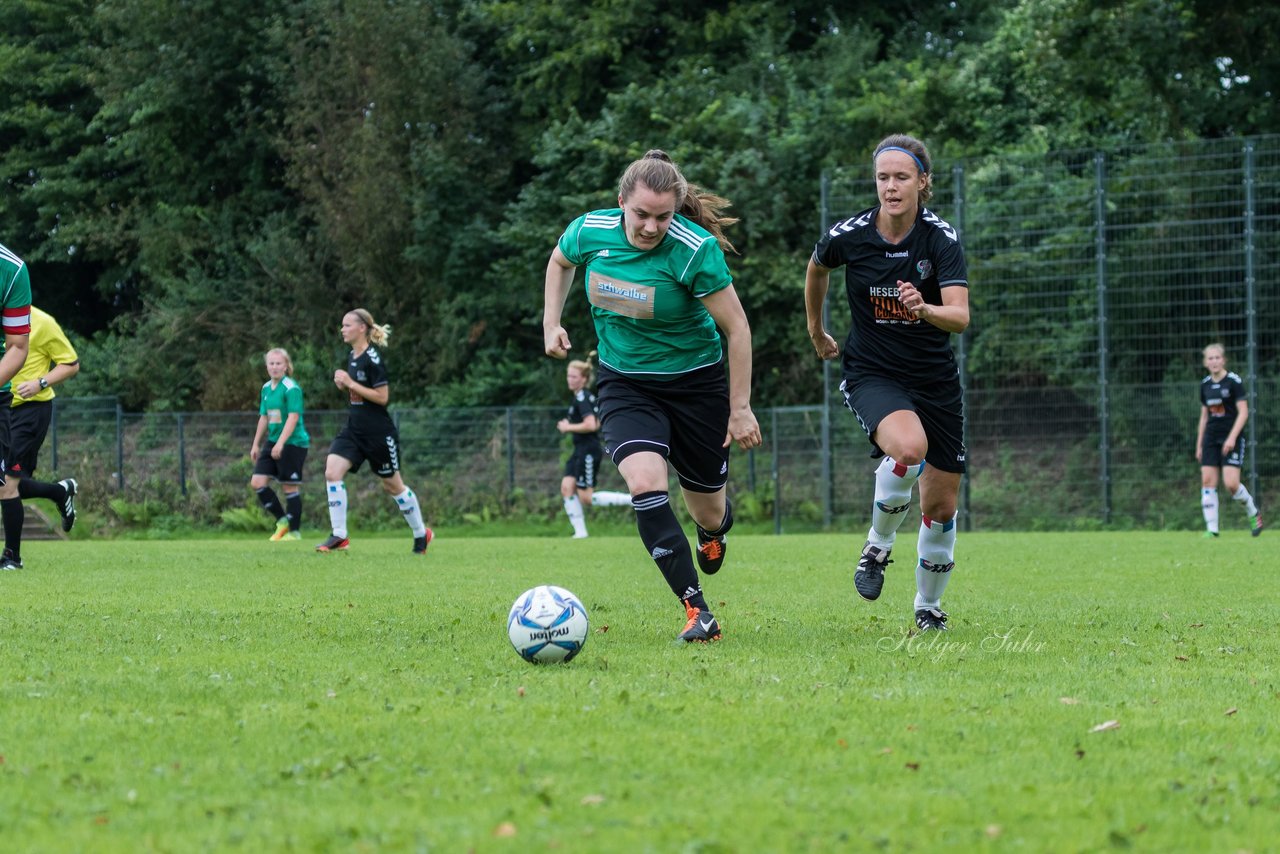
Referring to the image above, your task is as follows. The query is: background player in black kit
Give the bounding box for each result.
[316,308,433,554]
[557,356,630,538]
[804,134,970,632]
[1196,342,1261,537]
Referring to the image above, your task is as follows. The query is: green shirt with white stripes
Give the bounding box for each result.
[557,209,732,377]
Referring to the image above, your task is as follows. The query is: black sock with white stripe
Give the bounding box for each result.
[286,493,303,531]
[256,487,285,522]
[633,491,705,611]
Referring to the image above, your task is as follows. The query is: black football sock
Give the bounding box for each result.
[2,497,24,559]
[699,496,734,538]
[256,486,285,522]
[18,478,62,502]
[286,493,303,531]
[633,491,706,611]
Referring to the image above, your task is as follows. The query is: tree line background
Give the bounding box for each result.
[2,0,1277,414]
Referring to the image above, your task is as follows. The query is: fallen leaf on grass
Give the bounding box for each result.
[1224,707,1238,716]
[493,822,516,838]
[1089,720,1120,733]
[1059,697,1080,705]
[595,624,609,633]
[905,762,920,771]
[1075,749,1085,759]
[581,794,605,806]
[1189,622,1204,628]
[1175,656,1189,661]
[517,686,525,697]
[986,825,1002,838]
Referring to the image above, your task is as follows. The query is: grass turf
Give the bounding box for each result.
[0,532,1274,851]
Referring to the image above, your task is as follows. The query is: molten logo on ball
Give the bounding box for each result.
[507,585,589,663]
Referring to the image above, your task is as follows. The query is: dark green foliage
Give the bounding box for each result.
[1,0,1277,412]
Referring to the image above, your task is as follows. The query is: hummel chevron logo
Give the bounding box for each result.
[651,546,674,559]
[699,618,715,632]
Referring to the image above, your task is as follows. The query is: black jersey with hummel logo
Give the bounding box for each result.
[1200,372,1245,441]
[566,389,602,449]
[814,205,968,384]
[345,345,393,434]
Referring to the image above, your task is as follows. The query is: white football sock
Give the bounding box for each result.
[1231,484,1257,517]
[392,488,428,537]
[1201,487,1219,533]
[914,514,957,611]
[591,490,632,507]
[564,494,588,537]
[327,481,348,538]
[868,456,924,549]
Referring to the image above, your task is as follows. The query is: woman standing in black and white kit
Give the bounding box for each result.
[804,134,970,632]
[316,308,433,555]
[1196,342,1261,537]
[558,356,631,539]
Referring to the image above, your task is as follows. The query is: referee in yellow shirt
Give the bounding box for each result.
[10,306,80,547]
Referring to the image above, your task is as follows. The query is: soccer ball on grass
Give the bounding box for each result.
[507,585,589,663]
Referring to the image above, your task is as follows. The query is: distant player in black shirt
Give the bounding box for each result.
[315,309,433,554]
[1196,343,1261,537]
[557,357,630,538]
[805,134,970,632]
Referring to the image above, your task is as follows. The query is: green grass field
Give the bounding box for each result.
[1,532,1274,852]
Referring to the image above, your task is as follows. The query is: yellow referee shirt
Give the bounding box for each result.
[12,306,77,406]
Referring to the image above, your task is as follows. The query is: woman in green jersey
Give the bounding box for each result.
[543,150,762,643]
[250,347,309,541]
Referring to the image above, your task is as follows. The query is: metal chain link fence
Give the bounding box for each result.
[42,135,1279,535]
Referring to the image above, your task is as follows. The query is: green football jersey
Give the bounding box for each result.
[259,376,310,447]
[558,209,732,377]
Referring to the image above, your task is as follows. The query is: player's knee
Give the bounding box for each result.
[893,446,927,467]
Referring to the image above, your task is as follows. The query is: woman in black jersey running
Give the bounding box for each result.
[315,309,433,555]
[557,356,630,539]
[804,134,970,632]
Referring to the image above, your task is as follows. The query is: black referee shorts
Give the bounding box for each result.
[7,398,52,476]
[841,372,967,473]
[596,362,730,493]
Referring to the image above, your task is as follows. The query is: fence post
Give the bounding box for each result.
[1094,151,1112,525]
[1242,140,1259,500]
[177,413,187,497]
[116,400,125,492]
[953,162,971,532]
[819,171,834,529]
[772,408,781,535]
[50,399,59,471]
[506,407,516,491]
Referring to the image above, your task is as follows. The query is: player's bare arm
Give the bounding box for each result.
[543,247,577,359]
[897,280,970,333]
[701,285,762,451]
[804,258,840,360]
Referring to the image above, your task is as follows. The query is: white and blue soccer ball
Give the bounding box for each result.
[507,585,589,663]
